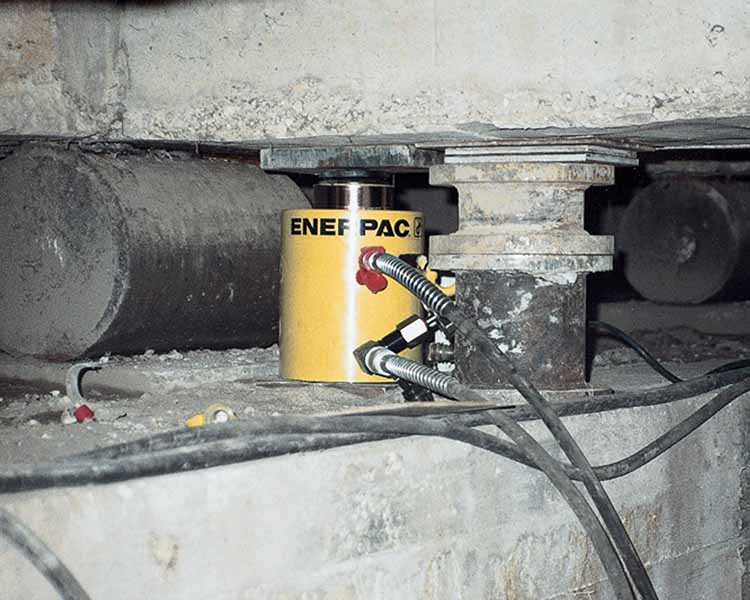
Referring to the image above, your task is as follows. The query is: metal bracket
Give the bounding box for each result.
[65,360,107,405]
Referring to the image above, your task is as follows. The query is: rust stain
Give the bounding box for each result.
[501,548,524,599]
[571,527,603,598]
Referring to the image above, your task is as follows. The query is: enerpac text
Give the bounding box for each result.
[289,217,421,238]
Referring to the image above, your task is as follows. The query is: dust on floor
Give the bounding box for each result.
[1,328,749,464]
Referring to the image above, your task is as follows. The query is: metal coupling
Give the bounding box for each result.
[426,342,455,364]
[353,340,456,397]
[355,343,397,378]
[353,341,398,378]
[362,248,380,271]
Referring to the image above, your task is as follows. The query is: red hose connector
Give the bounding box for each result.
[356,246,387,294]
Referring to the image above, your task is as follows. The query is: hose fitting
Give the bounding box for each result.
[354,341,456,397]
[354,343,396,378]
[426,342,455,364]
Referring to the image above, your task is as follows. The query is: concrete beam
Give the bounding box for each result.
[2,2,750,145]
[1,388,747,599]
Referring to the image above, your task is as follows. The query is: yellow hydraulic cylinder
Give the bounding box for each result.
[280,181,424,382]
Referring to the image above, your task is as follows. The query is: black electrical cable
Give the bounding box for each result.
[0,508,91,600]
[589,320,683,383]
[0,433,389,494]
[441,377,750,481]
[371,253,656,600]
[588,377,750,480]
[704,359,750,375]
[435,377,635,598]
[453,304,654,599]
[476,378,750,480]
[1,371,749,600]
[71,366,750,464]
[589,320,750,384]
[1,363,747,600]
[505,367,750,422]
[5,376,750,491]
[61,366,750,480]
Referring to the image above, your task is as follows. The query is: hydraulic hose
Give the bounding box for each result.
[361,354,750,481]
[0,433,385,494]
[590,319,750,384]
[481,378,750,480]
[580,377,750,480]
[507,367,750,422]
[369,251,656,600]
[7,376,750,488]
[360,253,635,597]
[359,345,457,397]
[706,359,750,375]
[365,252,454,316]
[589,320,682,383]
[4,379,748,600]
[0,508,91,600]
[72,366,750,464]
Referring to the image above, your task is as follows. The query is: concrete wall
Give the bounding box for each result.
[1,1,749,142]
[0,3,126,137]
[2,394,748,599]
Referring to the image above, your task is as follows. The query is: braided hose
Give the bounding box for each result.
[369,252,658,600]
[365,251,458,397]
[381,353,455,397]
[370,253,454,316]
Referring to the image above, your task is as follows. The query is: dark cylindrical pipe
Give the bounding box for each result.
[618,177,750,304]
[0,144,308,360]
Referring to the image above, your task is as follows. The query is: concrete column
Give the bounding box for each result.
[429,160,617,389]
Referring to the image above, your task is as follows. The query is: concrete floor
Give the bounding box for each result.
[0,346,401,464]
[0,325,749,599]
[1,325,748,462]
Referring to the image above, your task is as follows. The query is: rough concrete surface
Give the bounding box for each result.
[596,300,750,337]
[2,1,750,143]
[0,336,749,598]
[0,378,746,599]
[0,346,402,465]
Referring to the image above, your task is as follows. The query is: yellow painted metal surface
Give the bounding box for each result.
[280,208,424,382]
